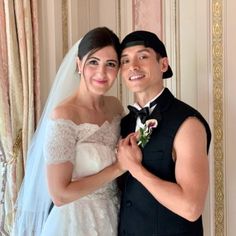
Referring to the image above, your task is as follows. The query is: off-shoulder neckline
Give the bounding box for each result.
[48,114,121,129]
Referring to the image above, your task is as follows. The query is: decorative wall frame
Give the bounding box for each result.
[212,1,224,235]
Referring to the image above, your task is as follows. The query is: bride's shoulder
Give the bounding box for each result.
[50,96,81,121]
[51,103,71,120]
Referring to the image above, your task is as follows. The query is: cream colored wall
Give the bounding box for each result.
[173,1,213,235]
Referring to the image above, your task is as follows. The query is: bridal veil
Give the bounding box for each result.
[13,40,81,236]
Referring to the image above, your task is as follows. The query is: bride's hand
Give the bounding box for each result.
[116,133,143,174]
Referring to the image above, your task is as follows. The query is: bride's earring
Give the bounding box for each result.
[77,71,81,79]
[76,57,82,77]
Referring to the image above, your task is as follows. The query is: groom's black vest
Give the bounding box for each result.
[118,88,211,236]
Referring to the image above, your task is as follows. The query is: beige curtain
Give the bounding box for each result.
[0,0,40,234]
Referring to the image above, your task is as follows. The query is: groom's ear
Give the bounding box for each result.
[160,57,169,73]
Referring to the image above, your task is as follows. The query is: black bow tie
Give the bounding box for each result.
[127,97,160,124]
[127,106,150,123]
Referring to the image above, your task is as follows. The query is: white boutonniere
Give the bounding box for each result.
[137,119,158,148]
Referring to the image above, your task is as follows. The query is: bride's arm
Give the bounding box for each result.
[46,160,123,206]
[45,100,125,206]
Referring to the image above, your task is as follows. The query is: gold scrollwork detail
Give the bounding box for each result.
[213,2,222,17]
[212,0,224,235]
[213,23,222,37]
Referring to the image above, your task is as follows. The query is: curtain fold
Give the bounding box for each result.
[0,0,12,233]
[0,0,40,234]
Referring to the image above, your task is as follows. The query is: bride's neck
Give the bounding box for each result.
[75,91,105,111]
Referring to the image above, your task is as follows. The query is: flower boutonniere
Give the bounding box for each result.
[137,119,158,148]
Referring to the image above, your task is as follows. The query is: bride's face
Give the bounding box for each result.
[77,46,119,95]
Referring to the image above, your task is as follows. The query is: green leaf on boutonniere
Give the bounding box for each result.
[137,119,158,148]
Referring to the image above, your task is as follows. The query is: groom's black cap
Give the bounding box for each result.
[120,30,173,79]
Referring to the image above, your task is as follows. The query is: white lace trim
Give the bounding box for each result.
[43,116,121,165]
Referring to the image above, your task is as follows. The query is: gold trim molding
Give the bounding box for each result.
[62,0,68,56]
[212,1,224,235]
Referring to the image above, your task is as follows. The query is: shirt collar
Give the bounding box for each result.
[133,87,165,111]
[132,88,165,131]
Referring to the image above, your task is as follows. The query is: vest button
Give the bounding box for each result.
[126,200,132,207]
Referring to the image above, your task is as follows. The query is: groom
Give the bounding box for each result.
[117,30,211,235]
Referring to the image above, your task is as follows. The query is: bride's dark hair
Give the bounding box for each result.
[78,27,121,62]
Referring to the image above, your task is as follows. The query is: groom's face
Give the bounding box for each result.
[120,45,165,94]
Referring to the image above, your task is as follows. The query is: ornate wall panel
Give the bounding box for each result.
[39,1,236,234]
[133,0,162,37]
[167,1,225,235]
[38,0,64,107]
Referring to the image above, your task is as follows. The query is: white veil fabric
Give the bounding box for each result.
[13,40,81,236]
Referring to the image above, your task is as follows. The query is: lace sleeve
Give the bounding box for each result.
[43,119,77,164]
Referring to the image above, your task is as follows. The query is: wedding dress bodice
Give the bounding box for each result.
[41,116,121,236]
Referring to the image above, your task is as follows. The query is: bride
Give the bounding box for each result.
[13,27,124,236]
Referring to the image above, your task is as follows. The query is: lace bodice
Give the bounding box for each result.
[44,116,121,177]
[40,116,121,236]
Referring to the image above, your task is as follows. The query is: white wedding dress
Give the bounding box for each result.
[40,116,121,236]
